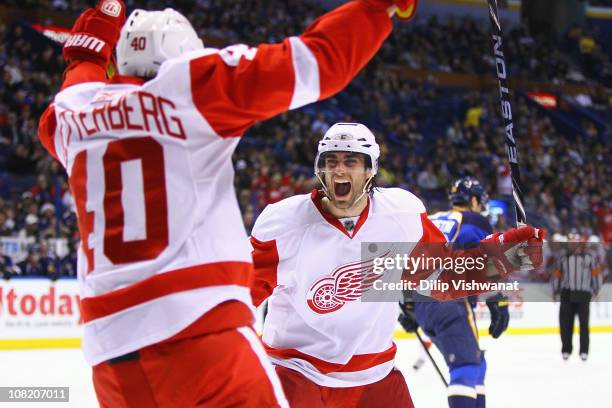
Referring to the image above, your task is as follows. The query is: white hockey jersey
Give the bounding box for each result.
[37,2,394,365]
[251,188,489,387]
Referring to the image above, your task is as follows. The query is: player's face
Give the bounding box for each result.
[322,152,370,209]
[470,196,484,213]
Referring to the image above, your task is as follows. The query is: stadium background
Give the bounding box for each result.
[0,0,610,348]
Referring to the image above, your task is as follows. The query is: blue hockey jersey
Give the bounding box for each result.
[429,210,493,247]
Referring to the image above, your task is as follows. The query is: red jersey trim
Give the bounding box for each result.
[38,105,59,161]
[264,342,396,374]
[80,261,253,323]
[419,212,448,244]
[250,236,280,307]
[160,300,254,344]
[310,189,370,239]
[111,75,146,85]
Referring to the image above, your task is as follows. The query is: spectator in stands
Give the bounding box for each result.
[60,240,77,278]
[37,240,58,279]
[17,247,44,276]
[0,243,16,279]
[17,213,39,240]
[311,112,330,135]
[417,162,440,191]
[31,174,53,204]
[0,211,12,236]
[5,144,36,174]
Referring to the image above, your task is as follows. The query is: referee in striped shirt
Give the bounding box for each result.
[552,230,603,361]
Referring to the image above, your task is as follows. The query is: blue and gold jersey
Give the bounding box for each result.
[429,210,493,248]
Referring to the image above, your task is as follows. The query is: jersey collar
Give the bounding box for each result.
[110,75,146,85]
[310,189,370,239]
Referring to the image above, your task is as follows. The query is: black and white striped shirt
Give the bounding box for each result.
[553,251,602,295]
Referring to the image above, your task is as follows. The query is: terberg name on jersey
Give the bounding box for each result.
[57,90,186,146]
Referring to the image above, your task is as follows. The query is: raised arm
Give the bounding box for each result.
[38,0,126,159]
[188,1,415,137]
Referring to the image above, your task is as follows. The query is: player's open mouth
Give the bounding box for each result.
[334,181,351,197]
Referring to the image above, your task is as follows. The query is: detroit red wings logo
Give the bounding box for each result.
[306,252,390,314]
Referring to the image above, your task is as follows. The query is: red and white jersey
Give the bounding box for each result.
[250,188,448,387]
[37,2,394,365]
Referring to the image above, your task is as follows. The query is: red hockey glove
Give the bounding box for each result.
[63,0,126,68]
[480,226,545,279]
[362,0,418,21]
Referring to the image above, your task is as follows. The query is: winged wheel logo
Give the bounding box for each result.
[306,251,390,314]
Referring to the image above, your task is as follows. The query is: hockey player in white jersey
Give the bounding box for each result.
[37,0,422,406]
[250,122,545,407]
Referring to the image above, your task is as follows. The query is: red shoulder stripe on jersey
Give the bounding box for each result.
[400,213,451,291]
[264,342,396,374]
[190,43,295,138]
[310,189,370,239]
[38,105,59,161]
[250,236,280,307]
[300,1,392,100]
[406,212,449,263]
[419,212,448,244]
[80,261,253,323]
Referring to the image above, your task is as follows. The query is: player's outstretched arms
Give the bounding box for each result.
[188,1,418,138]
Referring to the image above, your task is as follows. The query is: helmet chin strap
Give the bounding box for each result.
[316,173,330,198]
[317,171,374,209]
[353,173,374,206]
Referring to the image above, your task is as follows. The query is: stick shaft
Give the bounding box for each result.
[487,0,527,226]
[415,330,449,387]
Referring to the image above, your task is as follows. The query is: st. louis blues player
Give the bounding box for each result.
[400,177,510,408]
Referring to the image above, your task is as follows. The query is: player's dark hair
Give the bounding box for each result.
[367,174,377,196]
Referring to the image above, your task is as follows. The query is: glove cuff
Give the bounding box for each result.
[362,0,418,20]
[396,0,418,21]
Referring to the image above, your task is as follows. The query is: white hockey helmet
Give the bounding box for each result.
[314,122,380,176]
[116,8,204,78]
[314,122,380,200]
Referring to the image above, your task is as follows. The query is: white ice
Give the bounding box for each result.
[0,333,609,407]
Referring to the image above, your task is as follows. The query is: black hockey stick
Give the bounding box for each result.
[487,0,527,226]
[399,301,448,387]
[414,329,448,387]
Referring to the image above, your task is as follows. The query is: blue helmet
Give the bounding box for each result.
[449,177,489,207]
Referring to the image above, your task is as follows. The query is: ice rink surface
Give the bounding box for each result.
[0,333,609,407]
